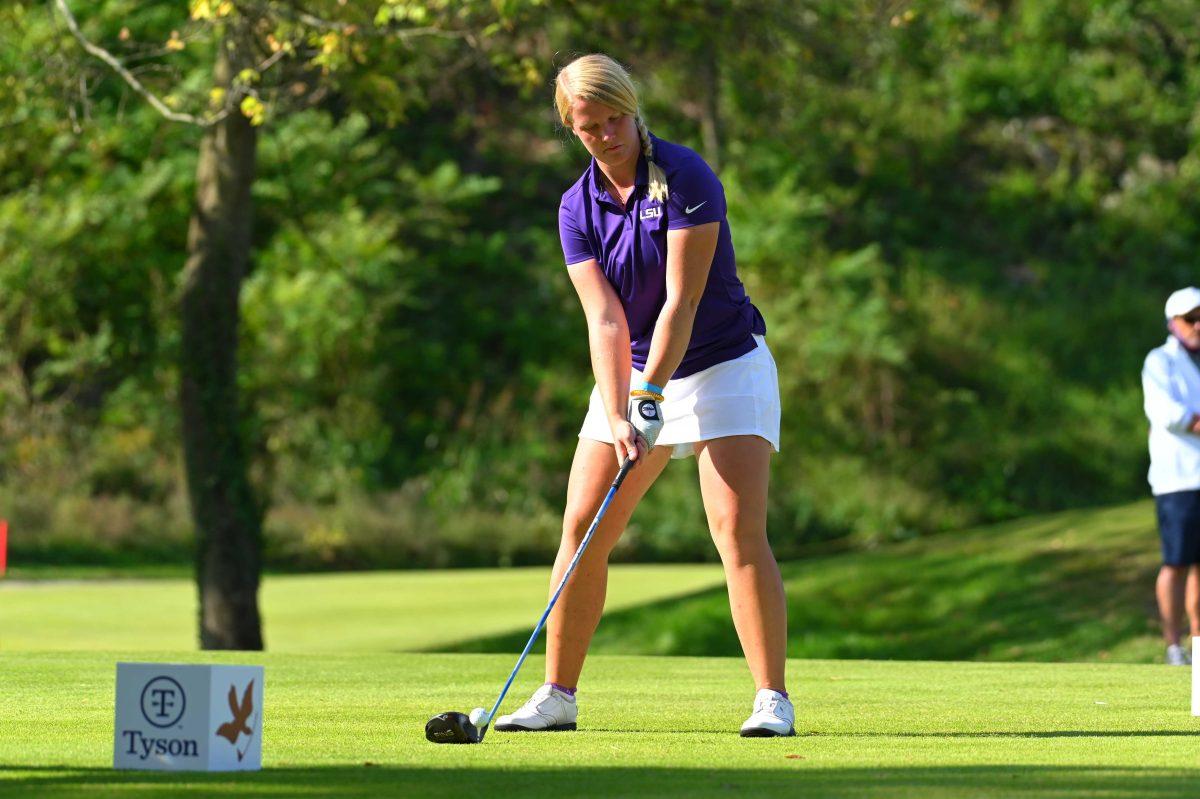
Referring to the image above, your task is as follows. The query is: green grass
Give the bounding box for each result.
[1,500,1194,796]
[2,563,193,580]
[0,564,724,651]
[453,500,1166,663]
[1,500,1168,661]
[2,651,1197,798]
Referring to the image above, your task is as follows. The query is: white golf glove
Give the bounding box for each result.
[628,388,664,450]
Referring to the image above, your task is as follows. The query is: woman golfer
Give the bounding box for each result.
[495,54,791,737]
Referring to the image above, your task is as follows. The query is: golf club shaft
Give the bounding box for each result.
[486,457,635,723]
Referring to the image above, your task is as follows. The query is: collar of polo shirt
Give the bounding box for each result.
[589,144,651,206]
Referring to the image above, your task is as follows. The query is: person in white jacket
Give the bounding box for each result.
[1142,286,1200,665]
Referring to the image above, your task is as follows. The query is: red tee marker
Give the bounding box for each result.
[0,519,7,576]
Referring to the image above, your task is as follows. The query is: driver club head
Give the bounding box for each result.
[425,711,487,744]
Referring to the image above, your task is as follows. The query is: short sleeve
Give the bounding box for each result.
[559,201,595,266]
[665,156,726,230]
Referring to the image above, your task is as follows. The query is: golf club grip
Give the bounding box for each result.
[612,456,634,489]
[485,456,634,722]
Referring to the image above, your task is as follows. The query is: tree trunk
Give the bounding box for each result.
[181,30,263,650]
[698,47,722,172]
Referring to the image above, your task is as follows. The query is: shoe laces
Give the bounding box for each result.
[524,684,554,707]
[521,683,571,713]
[753,686,792,715]
[754,695,783,714]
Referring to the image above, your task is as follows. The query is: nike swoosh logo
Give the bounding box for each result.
[685,201,707,214]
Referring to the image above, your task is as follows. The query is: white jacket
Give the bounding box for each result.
[1143,335,1200,494]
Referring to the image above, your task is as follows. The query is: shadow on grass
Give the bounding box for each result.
[439,531,1159,662]
[4,764,1198,798]
[575,729,1200,738]
[802,730,1200,738]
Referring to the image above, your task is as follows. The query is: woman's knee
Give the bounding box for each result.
[560,508,621,557]
[707,505,739,544]
[710,517,769,561]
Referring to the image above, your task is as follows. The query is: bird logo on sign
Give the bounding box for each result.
[215,680,256,760]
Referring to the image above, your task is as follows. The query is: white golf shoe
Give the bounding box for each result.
[1166,643,1191,666]
[740,688,795,737]
[494,684,578,732]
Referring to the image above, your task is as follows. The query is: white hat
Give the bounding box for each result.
[1165,287,1200,318]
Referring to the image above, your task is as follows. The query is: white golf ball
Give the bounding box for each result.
[469,707,490,727]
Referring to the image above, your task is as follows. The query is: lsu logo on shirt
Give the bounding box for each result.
[639,205,662,221]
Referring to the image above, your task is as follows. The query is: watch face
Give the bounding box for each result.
[638,400,659,421]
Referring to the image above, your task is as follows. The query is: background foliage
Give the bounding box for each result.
[2,0,1196,568]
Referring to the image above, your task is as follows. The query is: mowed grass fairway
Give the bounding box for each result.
[0,564,725,651]
[4,502,1199,796]
[0,501,1171,661]
[3,651,1198,798]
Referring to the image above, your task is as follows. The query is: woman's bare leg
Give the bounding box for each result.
[545,438,672,687]
[696,435,787,692]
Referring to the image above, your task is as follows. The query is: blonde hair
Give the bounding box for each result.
[555,54,668,203]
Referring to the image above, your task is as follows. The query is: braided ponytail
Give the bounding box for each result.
[556,55,669,202]
[635,115,669,203]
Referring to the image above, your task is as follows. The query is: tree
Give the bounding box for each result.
[50,0,530,648]
[180,24,263,650]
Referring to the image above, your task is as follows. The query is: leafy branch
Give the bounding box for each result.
[52,0,228,127]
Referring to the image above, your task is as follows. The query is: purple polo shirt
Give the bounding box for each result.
[558,134,766,379]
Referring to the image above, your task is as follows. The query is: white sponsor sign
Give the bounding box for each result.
[114,662,264,771]
[1193,639,1199,716]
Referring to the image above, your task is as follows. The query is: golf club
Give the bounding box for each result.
[425,456,635,744]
